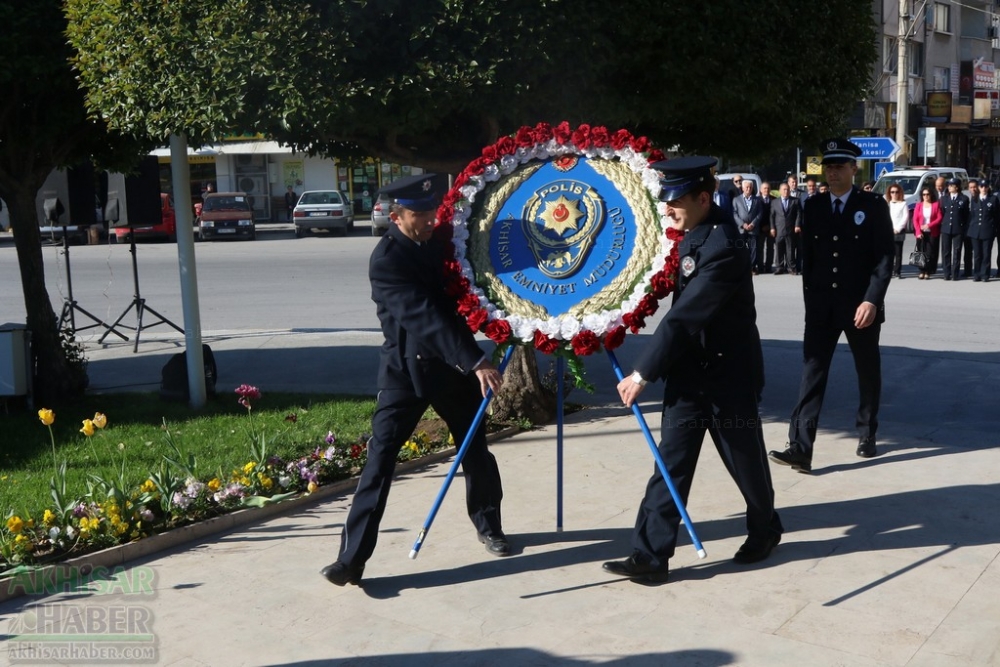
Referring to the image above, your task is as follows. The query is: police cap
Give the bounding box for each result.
[947,177,961,187]
[820,138,863,165]
[649,156,718,202]
[378,174,440,212]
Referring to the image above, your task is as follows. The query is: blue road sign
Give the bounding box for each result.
[851,137,901,161]
[874,162,894,180]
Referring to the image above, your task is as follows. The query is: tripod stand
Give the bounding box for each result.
[56,226,127,341]
[99,228,183,352]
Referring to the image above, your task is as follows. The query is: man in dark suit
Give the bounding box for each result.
[712,176,732,213]
[969,178,997,282]
[769,139,894,473]
[771,182,800,274]
[604,157,782,585]
[758,182,776,273]
[733,179,764,274]
[939,177,970,281]
[320,174,507,587]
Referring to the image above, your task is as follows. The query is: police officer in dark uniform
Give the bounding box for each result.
[969,178,997,282]
[769,139,894,473]
[939,177,970,281]
[604,157,782,585]
[320,174,507,587]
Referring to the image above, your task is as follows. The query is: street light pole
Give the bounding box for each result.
[895,0,910,165]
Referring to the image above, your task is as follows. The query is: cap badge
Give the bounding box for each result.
[854,211,865,225]
[681,255,696,277]
[827,141,837,150]
[421,179,433,192]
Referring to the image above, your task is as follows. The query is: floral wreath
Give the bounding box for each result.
[433,121,682,364]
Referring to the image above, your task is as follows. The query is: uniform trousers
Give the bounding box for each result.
[972,237,995,280]
[788,316,882,458]
[338,373,503,567]
[962,236,974,277]
[941,232,965,279]
[632,388,781,568]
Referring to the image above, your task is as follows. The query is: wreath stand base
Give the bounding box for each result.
[408,347,707,559]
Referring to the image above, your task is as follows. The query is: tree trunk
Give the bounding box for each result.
[492,346,557,425]
[6,184,88,405]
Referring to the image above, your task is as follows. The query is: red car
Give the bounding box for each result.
[113,193,177,243]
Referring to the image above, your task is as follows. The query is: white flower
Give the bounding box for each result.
[538,317,562,338]
[278,475,292,488]
[459,185,479,200]
[171,492,192,510]
[65,526,77,539]
[559,316,582,339]
[499,155,519,174]
[49,527,60,541]
[483,164,501,182]
[140,509,154,522]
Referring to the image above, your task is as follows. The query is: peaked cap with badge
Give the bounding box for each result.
[650,156,718,201]
[819,138,862,165]
[378,173,441,211]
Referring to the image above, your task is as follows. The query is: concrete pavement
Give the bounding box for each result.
[2,269,1000,665]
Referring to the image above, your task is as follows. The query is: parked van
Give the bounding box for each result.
[873,166,969,209]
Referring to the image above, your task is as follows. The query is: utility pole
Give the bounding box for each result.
[895,0,910,165]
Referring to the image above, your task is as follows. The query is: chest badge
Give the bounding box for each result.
[854,211,865,225]
[681,255,696,277]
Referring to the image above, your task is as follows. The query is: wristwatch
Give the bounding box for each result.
[630,371,647,386]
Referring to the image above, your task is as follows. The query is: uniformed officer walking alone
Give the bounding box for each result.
[770,139,894,473]
[605,157,782,585]
[320,174,509,587]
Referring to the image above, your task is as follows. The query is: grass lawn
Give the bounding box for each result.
[1,392,381,520]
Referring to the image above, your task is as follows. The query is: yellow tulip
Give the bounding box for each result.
[43,510,56,526]
[80,419,95,437]
[92,412,108,429]
[6,516,24,534]
[37,408,55,426]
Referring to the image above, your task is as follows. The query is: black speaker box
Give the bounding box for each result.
[106,156,161,228]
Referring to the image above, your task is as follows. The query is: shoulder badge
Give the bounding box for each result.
[854,211,865,225]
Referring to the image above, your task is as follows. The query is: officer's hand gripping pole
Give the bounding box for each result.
[409,345,515,559]
[606,349,707,559]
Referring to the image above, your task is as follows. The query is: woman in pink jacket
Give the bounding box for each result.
[912,186,942,279]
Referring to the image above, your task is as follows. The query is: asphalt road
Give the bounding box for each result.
[3,223,1000,440]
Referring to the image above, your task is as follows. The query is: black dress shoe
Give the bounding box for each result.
[768,446,812,473]
[733,532,781,564]
[602,554,670,585]
[478,532,511,557]
[857,437,877,458]
[320,561,364,586]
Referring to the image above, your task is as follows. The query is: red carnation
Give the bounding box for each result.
[590,125,610,148]
[571,330,601,356]
[457,293,481,316]
[514,126,535,148]
[532,122,553,144]
[630,135,651,153]
[453,172,469,190]
[482,144,499,163]
[610,129,632,151]
[647,149,666,163]
[466,308,489,332]
[484,319,512,344]
[533,330,562,354]
[553,121,572,145]
[465,157,487,176]
[604,325,627,350]
[495,135,516,156]
[444,276,470,298]
[638,293,659,318]
[571,124,592,149]
[623,311,645,334]
[649,271,671,299]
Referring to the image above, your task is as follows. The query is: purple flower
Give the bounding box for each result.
[73,504,89,519]
[325,431,336,445]
[324,446,336,461]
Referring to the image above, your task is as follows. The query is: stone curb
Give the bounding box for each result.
[0,425,520,604]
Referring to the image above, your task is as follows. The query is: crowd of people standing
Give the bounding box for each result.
[725,173,1000,281]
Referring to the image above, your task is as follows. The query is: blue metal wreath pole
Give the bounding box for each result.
[556,355,565,532]
[409,345,515,559]
[606,349,707,558]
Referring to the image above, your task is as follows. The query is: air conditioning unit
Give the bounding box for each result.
[236,154,265,169]
[237,175,267,196]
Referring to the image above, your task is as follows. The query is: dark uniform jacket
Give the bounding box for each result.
[801,188,894,328]
[634,203,764,399]
[968,194,998,240]
[369,224,483,398]
[939,192,970,235]
[771,196,800,238]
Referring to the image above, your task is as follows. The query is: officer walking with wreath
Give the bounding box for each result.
[606,156,782,585]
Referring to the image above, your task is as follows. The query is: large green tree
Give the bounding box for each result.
[67,0,876,420]
[0,1,150,404]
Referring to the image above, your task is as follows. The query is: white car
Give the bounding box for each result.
[716,172,763,197]
[293,190,354,237]
[873,167,969,209]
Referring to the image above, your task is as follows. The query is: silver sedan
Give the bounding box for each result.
[293,190,354,237]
